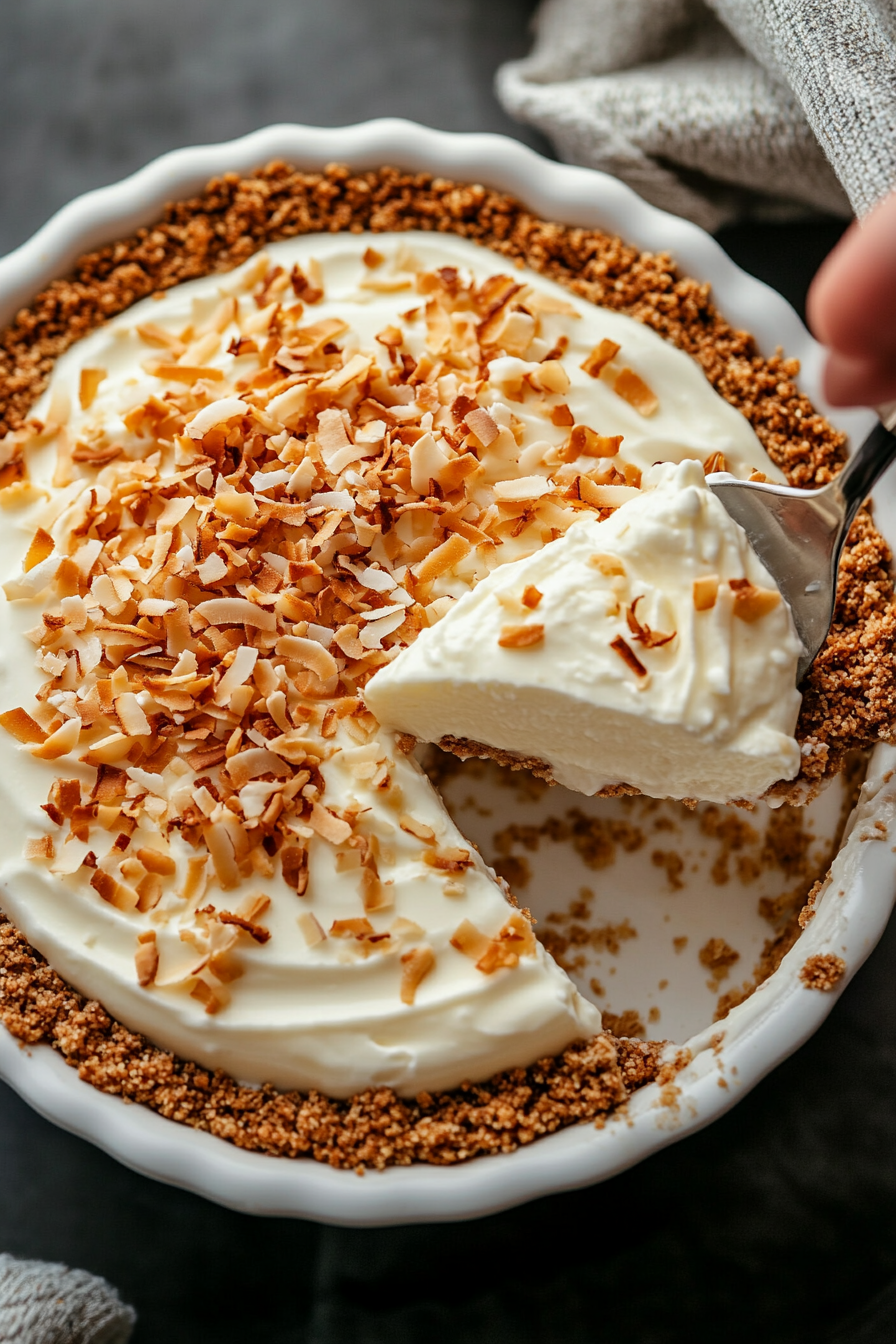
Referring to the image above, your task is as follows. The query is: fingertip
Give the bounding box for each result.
[809,192,896,359]
[822,350,896,408]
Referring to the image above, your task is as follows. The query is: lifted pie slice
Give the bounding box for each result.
[366,461,803,805]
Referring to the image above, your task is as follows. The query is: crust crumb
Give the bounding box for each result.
[799,951,846,991]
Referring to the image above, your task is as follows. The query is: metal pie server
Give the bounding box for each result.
[708,401,896,682]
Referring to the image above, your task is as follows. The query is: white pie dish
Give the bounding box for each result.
[0,119,892,1227]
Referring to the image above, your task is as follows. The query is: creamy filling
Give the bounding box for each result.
[0,231,781,1095]
[366,461,803,804]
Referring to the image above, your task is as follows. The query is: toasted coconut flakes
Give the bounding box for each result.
[581,338,621,378]
[218,910,270,944]
[23,528,55,574]
[184,743,227,771]
[214,645,259,706]
[614,368,659,416]
[274,635,338,682]
[185,398,248,439]
[729,579,781,622]
[136,321,183,351]
[423,846,473,873]
[626,596,675,649]
[236,892,270,924]
[192,597,276,630]
[476,912,537,974]
[375,325,403,358]
[316,406,352,457]
[196,553,229,585]
[317,353,373,397]
[493,476,553,502]
[297,911,326,946]
[693,574,720,611]
[400,944,435,1004]
[309,803,353,845]
[361,866,393,912]
[190,979,222,1015]
[498,623,544,649]
[408,432,451,496]
[136,846,176,876]
[590,553,626,577]
[331,917,375,939]
[226,747,291,790]
[360,275,413,293]
[265,731,321,764]
[135,931,159,987]
[146,362,225,385]
[521,585,543,609]
[204,822,240,890]
[0,707,47,745]
[81,733,130,767]
[265,384,308,429]
[437,452,481,493]
[703,451,728,475]
[450,919,492,962]
[610,635,648,678]
[363,247,385,269]
[24,835,54,861]
[391,918,425,943]
[137,598,175,617]
[570,426,623,459]
[90,868,137,912]
[30,717,80,760]
[578,480,640,509]
[551,403,575,427]
[414,532,472,583]
[281,846,309,894]
[180,856,208,904]
[212,490,257,524]
[463,407,499,447]
[136,873,163,913]
[529,360,570,395]
[114,692,150,737]
[400,814,436,842]
[359,610,406,648]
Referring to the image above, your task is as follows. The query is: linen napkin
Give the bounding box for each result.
[497,0,896,230]
[0,1254,135,1344]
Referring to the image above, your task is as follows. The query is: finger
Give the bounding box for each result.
[822,349,896,407]
[807,190,896,359]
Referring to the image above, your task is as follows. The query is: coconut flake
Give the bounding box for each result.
[186,397,248,439]
[193,598,277,630]
[493,476,553,502]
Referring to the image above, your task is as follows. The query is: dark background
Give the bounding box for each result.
[1,2,893,1341]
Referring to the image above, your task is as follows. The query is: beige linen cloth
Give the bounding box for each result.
[0,1255,134,1344]
[497,0,896,231]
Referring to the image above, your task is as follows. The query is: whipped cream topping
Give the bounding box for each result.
[0,231,779,1096]
[366,461,803,804]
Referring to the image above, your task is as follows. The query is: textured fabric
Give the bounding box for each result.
[0,1255,135,1344]
[497,0,896,230]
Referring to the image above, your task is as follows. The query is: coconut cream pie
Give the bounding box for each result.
[0,165,892,1167]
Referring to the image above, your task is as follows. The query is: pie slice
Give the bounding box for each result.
[365,459,803,805]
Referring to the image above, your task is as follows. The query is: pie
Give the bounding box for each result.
[0,164,889,1168]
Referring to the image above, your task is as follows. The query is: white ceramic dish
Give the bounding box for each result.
[0,120,893,1227]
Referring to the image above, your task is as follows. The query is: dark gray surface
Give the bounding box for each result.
[0,3,893,1341]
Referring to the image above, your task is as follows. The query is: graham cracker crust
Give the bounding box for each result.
[0,914,666,1170]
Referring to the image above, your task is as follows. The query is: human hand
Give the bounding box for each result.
[807,190,896,408]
